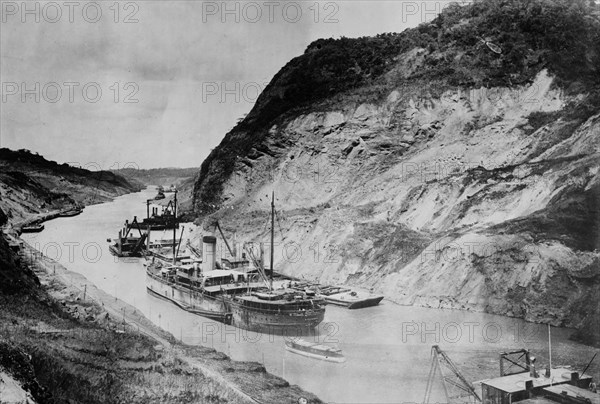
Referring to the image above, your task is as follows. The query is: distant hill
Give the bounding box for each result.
[113,167,199,215]
[0,148,142,225]
[113,167,198,188]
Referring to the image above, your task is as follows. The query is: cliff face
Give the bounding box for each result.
[193,0,600,342]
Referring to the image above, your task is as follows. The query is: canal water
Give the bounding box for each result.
[22,189,597,404]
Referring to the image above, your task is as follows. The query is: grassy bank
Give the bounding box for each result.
[0,239,321,404]
[0,148,143,227]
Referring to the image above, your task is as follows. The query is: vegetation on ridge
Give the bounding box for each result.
[194,0,600,216]
[0,148,143,225]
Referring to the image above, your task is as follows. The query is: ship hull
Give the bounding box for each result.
[140,221,178,231]
[325,295,384,309]
[21,225,44,233]
[230,304,325,334]
[146,272,232,323]
[108,245,144,258]
[285,344,346,363]
[146,271,324,333]
[58,209,82,217]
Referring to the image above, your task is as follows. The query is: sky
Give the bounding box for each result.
[0,0,450,169]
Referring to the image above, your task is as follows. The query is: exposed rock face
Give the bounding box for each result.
[193,0,600,344]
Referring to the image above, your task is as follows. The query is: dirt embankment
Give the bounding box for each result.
[0,237,321,404]
[0,148,143,228]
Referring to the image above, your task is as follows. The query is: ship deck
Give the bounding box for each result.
[478,368,589,393]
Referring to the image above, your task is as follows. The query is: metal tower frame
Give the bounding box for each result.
[424,345,482,404]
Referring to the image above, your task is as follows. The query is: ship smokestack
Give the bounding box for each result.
[202,236,217,273]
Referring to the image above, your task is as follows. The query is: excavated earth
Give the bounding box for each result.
[194,65,599,344]
[191,4,600,348]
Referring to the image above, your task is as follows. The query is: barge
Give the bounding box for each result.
[21,223,45,233]
[58,207,83,217]
[319,286,384,309]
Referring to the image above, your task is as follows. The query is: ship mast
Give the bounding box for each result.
[269,191,274,291]
[172,190,177,265]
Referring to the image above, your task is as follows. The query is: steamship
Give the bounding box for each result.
[145,193,326,333]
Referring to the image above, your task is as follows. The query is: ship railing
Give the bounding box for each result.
[228,301,325,315]
[147,272,325,314]
[147,271,212,295]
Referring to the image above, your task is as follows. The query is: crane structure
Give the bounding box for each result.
[499,349,532,377]
[424,345,481,404]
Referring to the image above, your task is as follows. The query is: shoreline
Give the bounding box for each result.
[13,238,322,404]
[19,216,588,344]
[14,188,145,230]
[20,189,568,333]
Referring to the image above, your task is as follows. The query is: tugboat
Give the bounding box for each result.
[154,186,165,200]
[285,338,346,363]
[145,192,326,333]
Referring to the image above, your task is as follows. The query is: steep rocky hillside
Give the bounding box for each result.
[0,148,142,225]
[192,0,600,344]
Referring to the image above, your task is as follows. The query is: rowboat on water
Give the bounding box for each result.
[285,337,346,363]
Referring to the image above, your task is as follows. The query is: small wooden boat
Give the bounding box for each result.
[285,338,346,363]
[319,286,384,309]
[21,223,45,233]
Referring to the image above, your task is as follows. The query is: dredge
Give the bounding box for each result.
[139,191,178,231]
[109,191,179,257]
[107,216,147,257]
